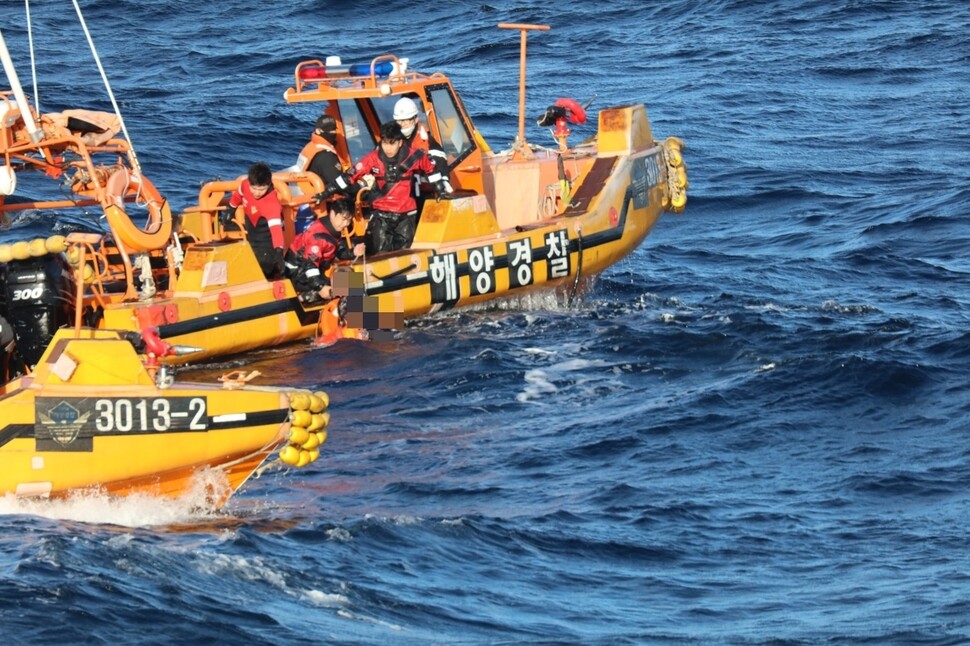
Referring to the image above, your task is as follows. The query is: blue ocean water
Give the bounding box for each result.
[2,1,970,643]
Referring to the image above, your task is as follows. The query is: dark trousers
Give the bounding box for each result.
[368,210,417,253]
[253,245,283,279]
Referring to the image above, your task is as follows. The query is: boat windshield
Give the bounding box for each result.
[426,84,474,167]
[338,98,376,164]
[335,86,475,169]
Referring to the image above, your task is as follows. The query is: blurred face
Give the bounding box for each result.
[380,138,403,157]
[250,183,271,199]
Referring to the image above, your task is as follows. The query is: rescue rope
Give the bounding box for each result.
[70,0,142,176]
[354,189,369,293]
[567,231,584,307]
[25,0,39,114]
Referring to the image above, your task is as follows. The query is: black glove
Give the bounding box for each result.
[283,249,302,276]
[434,179,453,200]
[219,206,235,226]
[271,248,285,278]
[299,289,323,305]
[0,314,12,348]
[313,189,332,204]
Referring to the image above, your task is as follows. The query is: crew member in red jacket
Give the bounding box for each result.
[223,162,285,278]
[350,121,439,253]
[285,198,364,303]
[393,97,452,190]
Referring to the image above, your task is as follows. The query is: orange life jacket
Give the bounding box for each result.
[295,134,338,173]
[315,299,367,346]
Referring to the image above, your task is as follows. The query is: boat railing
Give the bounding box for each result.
[182,170,323,247]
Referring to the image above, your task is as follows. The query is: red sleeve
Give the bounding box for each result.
[228,184,243,208]
[350,152,375,182]
[319,236,338,266]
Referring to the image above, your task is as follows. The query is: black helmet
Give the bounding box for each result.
[315,114,337,134]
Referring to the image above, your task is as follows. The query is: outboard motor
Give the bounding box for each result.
[0,256,70,368]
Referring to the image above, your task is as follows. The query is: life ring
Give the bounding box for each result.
[554,97,587,125]
[104,168,173,253]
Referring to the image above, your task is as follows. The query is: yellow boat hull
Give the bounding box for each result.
[0,329,309,507]
[323,103,684,327]
[98,241,322,364]
[356,139,669,319]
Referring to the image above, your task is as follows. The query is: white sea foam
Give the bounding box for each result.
[523,347,557,356]
[336,609,405,631]
[746,302,788,313]
[326,527,353,541]
[304,588,351,607]
[0,468,231,527]
[198,552,289,589]
[517,369,559,403]
[820,299,878,314]
[362,513,425,525]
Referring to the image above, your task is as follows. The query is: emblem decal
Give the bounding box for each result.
[38,401,91,447]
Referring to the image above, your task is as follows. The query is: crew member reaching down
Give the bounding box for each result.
[223,162,285,279]
[285,198,364,304]
[350,121,438,253]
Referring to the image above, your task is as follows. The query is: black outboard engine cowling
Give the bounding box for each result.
[0,256,71,368]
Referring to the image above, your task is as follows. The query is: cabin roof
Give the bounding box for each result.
[284,56,448,104]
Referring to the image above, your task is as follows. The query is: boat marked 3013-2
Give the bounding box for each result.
[0,397,290,452]
[33,396,209,451]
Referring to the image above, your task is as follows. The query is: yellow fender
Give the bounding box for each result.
[662,137,688,214]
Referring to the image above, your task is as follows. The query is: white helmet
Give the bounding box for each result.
[393,97,419,121]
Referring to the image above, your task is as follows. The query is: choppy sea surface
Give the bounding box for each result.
[2,1,970,643]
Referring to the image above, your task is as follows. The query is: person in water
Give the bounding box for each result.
[350,121,438,253]
[223,161,285,279]
[285,197,364,303]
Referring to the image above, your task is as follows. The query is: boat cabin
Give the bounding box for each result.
[286,55,486,196]
[280,54,605,248]
[181,47,674,267]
